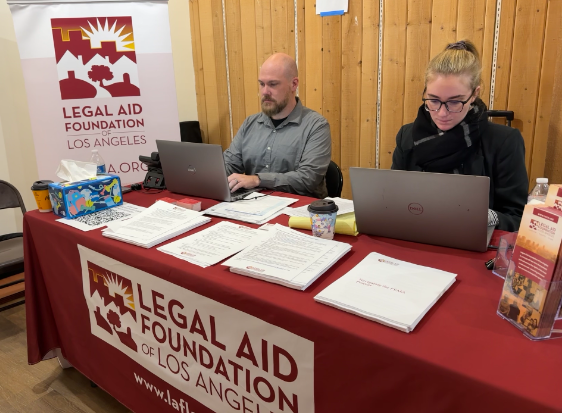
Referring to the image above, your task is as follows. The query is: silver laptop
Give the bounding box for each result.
[156,140,259,202]
[349,168,491,252]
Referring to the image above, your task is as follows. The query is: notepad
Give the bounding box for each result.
[315,252,457,332]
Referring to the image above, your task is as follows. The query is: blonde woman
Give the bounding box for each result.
[391,40,528,231]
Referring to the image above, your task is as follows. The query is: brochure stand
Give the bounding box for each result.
[497,260,562,341]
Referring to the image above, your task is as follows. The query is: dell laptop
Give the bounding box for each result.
[156,140,259,202]
[349,168,491,252]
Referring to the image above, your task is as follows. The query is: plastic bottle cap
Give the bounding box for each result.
[536,178,548,184]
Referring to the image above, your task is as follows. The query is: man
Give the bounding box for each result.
[223,53,331,199]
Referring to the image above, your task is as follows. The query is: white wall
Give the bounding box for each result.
[0,0,197,232]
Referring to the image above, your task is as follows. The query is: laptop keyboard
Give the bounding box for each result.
[231,188,259,201]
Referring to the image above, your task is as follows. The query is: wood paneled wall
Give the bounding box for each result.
[189,0,562,198]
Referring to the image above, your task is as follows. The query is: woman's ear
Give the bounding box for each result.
[473,85,481,100]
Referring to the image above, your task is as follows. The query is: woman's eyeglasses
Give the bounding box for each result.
[422,89,476,113]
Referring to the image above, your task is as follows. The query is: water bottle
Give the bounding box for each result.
[90,149,106,174]
[528,177,549,204]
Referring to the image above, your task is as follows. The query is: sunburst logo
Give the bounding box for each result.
[51,16,140,100]
[87,261,138,352]
[102,271,135,311]
[81,18,134,52]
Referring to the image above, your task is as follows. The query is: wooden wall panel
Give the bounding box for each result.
[188,0,208,142]
[225,0,246,137]
[507,0,547,171]
[430,0,458,57]
[189,0,562,197]
[380,2,407,169]
[304,0,322,112]
[531,0,562,185]
[287,0,296,59]
[197,0,222,146]
[457,0,487,56]
[210,0,231,147]
[297,0,307,104]
[256,0,273,65]
[272,0,289,55]
[491,0,515,115]
[240,0,260,117]
[545,25,562,183]
[480,0,497,107]
[359,0,380,170]
[322,16,342,166]
[340,1,363,199]
[403,0,432,126]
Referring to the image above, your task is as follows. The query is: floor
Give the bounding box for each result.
[0,304,130,413]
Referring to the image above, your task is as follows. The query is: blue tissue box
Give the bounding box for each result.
[48,174,123,219]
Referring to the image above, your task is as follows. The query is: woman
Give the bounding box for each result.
[391,40,528,231]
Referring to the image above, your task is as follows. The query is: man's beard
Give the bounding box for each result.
[261,94,289,117]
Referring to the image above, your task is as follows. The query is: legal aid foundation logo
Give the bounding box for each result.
[51,17,140,100]
[87,261,139,352]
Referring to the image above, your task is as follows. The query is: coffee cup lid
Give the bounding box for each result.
[31,180,53,191]
[307,199,339,213]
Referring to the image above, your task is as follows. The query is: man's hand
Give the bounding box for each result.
[228,173,260,192]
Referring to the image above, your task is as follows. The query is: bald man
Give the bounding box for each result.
[223,53,331,199]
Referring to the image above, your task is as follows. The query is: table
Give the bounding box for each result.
[24,191,562,413]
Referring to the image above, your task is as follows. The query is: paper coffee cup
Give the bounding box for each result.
[308,199,338,240]
[31,180,53,212]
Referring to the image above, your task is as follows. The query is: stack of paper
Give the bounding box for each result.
[315,252,456,332]
[222,224,351,290]
[204,193,298,224]
[157,221,265,268]
[102,201,210,248]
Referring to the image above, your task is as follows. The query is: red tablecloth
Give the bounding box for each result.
[24,191,562,413]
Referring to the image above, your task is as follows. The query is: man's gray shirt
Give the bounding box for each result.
[223,98,331,199]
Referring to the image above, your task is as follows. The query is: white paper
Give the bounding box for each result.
[223,224,338,281]
[157,221,264,268]
[315,252,456,332]
[205,194,298,224]
[56,203,146,231]
[55,159,98,182]
[103,216,211,249]
[113,200,203,240]
[316,0,348,15]
[283,197,354,217]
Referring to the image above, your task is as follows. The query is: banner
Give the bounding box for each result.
[9,0,180,184]
[78,245,315,413]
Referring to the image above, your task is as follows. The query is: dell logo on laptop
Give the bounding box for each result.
[408,203,423,215]
[187,165,196,173]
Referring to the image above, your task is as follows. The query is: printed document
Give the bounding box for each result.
[157,221,264,268]
[223,224,351,290]
[315,252,456,332]
[103,201,210,248]
[109,200,203,240]
[57,202,146,231]
[205,194,298,224]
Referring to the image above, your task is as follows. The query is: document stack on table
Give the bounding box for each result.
[222,224,351,290]
[158,221,265,268]
[315,252,457,333]
[102,200,210,248]
[204,193,298,224]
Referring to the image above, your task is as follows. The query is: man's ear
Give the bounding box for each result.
[292,77,299,92]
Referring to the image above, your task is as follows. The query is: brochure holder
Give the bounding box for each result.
[497,260,562,341]
[492,232,517,279]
